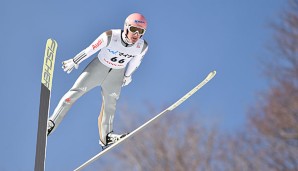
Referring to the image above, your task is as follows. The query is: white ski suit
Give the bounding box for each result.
[48,29,148,145]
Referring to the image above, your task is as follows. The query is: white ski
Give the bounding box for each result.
[34,38,58,171]
[74,70,217,171]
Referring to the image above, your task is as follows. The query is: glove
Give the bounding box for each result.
[122,76,132,87]
[62,59,79,74]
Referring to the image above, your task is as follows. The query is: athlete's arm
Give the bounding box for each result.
[62,31,112,74]
[73,30,112,65]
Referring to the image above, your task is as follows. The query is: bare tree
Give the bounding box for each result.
[250,0,298,141]
[242,0,298,170]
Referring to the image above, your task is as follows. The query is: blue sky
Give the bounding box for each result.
[1,0,285,170]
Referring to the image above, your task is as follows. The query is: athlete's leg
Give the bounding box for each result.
[98,68,125,145]
[48,58,109,135]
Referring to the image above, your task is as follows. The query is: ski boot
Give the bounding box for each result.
[47,120,55,136]
[100,131,129,150]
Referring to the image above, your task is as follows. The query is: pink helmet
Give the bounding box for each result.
[123,13,147,44]
[124,13,147,30]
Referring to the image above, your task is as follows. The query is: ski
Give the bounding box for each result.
[74,70,217,171]
[34,38,58,171]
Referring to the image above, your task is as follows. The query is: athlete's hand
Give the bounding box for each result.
[62,59,79,74]
[122,76,132,87]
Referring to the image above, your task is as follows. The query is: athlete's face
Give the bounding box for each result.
[127,31,141,43]
[126,25,146,44]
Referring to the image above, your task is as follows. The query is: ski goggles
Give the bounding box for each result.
[128,25,146,35]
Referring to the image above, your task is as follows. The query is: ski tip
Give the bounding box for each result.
[207,70,216,79]
[48,38,57,43]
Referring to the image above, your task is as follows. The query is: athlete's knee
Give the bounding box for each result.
[62,88,86,105]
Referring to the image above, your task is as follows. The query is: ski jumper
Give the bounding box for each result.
[48,29,148,145]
